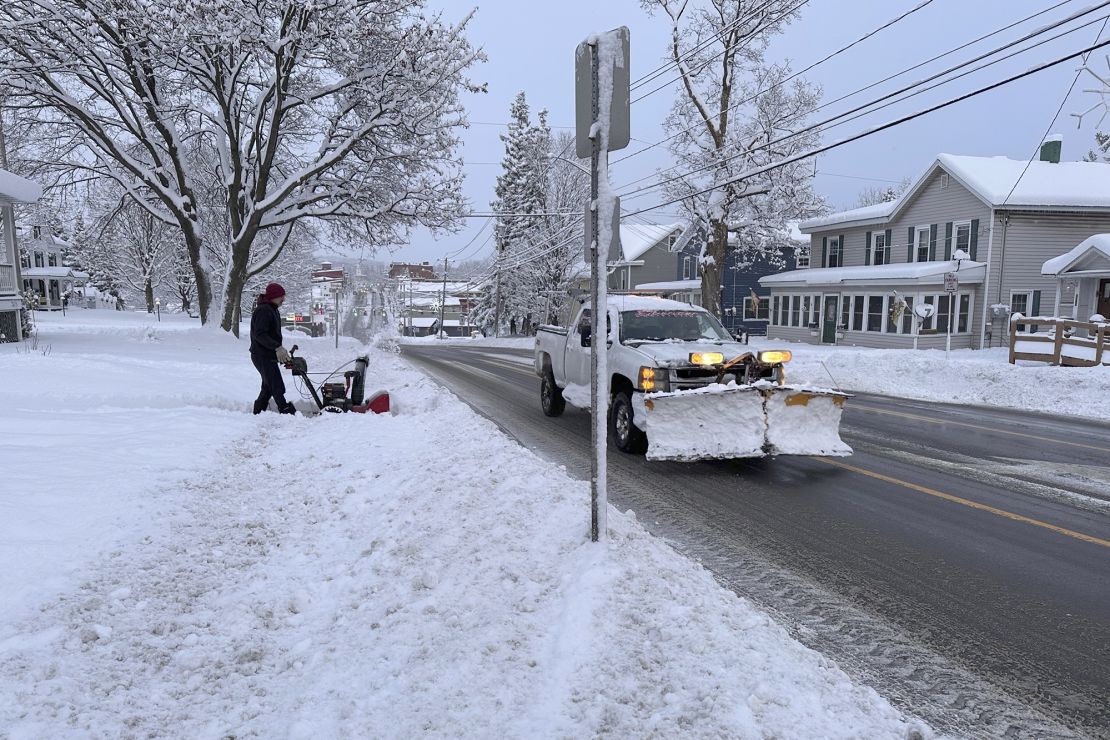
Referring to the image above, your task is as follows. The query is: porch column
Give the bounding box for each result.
[1052,281,1061,318]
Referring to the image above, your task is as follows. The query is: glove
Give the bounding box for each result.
[276,346,291,364]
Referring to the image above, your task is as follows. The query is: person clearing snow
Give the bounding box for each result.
[250,282,296,415]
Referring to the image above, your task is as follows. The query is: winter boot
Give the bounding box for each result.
[279,402,297,415]
[253,399,269,415]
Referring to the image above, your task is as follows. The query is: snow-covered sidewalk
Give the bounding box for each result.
[1,310,923,738]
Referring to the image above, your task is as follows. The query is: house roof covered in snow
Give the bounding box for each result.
[801,153,1110,232]
[0,170,41,205]
[21,266,87,280]
[620,222,685,262]
[759,259,986,287]
[1042,233,1110,276]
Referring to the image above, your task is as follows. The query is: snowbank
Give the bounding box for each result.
[0,309,923,737]
[751,337,1110,420]
[399,334,534,349]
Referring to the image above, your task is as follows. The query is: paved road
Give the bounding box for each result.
[401,343,1110,739]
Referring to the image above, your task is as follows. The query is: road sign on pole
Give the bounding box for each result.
[576,27,630,543]
[944,272,958,293]
[575,27,630,159]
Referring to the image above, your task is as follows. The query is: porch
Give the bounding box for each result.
[21,267,88,310]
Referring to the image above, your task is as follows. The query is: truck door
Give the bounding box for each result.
[565,308,592,385]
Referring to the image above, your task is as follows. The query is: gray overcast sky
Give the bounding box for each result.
[385,0,1109,264]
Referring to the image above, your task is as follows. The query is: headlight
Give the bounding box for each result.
[639,366,665,392]
[689,352,724,365]
[758,350,792,365]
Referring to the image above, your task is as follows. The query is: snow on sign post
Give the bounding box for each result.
[944,272,958,359]
[576,27,630,543]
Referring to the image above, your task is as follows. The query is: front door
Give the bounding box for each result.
[822,294,839,343]
[1099,279,1110,319]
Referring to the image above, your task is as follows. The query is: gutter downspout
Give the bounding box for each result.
[979,209,996,350]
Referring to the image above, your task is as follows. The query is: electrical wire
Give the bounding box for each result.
[621,34,1110,218]
[619,6,1110,203]
[611,0,1083,186]
[630,0,811,105]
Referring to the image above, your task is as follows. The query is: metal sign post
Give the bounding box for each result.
[576,27,630,543]
[944,271,958,359]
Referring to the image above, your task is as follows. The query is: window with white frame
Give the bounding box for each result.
[48,253,58,267]
[743,296,770,320]
[1009,290,1034,333]
[791,295,801,326]
[772,296,781,325]
[840,295,850,329]
[916,226,930,262]
[682,256,696,280]
[20,251,30,269]
[953,221,971,257]
[852,295,864,331]
[796,249,810,269]
[827,237,843,268]
[866,296,884,332]
[871,232,889,265]
[34,251,44,268]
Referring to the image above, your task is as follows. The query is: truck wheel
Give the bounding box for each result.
[541,367,566,417]
[610,390,648,454]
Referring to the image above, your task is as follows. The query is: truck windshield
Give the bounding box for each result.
[619,309,732,343]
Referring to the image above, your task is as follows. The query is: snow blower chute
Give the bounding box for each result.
[634,351,852,462]
[283,345,392,415]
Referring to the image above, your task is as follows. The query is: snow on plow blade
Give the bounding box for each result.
[639,384,851,461]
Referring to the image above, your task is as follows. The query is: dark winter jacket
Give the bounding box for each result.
[250,301,283,359]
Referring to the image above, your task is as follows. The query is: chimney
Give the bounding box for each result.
[1039,134,1062,164]
[320,261,332,270]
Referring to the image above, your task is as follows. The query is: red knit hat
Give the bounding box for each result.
[261,283,286,302]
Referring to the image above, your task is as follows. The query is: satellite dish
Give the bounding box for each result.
[914,303,936,319]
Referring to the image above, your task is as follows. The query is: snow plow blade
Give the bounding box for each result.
[638,384,851,462]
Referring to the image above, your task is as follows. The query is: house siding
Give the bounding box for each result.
[981,210,1110,346]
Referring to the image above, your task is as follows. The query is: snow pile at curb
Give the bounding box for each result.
[400,334,534,349]
[1,311,925,737]
[752,338,1110,421]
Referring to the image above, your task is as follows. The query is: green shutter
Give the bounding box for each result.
[1031,290,1041,317]
[928,224,938,261]
[839,235,846,267]
[884,228,892,263]
[864,231,872,266]
[969,219,979,261]
[944,222,953,261]
[907,227,914,262]
[821,237,827,268]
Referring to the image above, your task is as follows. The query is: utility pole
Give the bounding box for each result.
[438,256,449,339]
[493,254,502,338]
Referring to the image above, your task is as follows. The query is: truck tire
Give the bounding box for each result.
[610,390,648,454]
[541,366,566,417]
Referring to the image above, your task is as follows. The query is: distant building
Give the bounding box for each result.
[310,261,346,332]
[19,224,88,310]
[388,261,437,280]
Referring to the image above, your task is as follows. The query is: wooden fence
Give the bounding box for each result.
[1008,317,1109,366]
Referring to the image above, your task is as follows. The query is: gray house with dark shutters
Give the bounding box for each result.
[759,141,1110,350]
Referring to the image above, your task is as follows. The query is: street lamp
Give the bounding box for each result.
[155,297,161,322]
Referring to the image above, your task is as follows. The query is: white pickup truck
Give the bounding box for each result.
[534,295,851,461]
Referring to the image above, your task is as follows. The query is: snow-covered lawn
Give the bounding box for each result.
[751,337,1110,422]
[1,309,924,737]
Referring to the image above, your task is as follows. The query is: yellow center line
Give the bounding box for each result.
[817,457,1110,549]
[848,403,1110,454]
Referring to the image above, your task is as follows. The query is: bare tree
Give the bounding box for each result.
[642,0,825,316]
[0,0,483,333]
[856,177,912,207]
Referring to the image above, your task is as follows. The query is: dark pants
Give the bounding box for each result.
[251,354,289,413]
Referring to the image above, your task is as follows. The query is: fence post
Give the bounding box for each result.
[1008,318,1018,364]
[1052,319,1064,366]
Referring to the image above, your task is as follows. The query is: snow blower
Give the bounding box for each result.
[283,345,392,415]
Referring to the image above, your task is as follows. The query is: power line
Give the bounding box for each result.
[611,0,1082,187]
[631,0,811,106]
[630,11,759,92]
[622,35,1110,218]
[620,7,1110,203]
[613,0,940,170]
